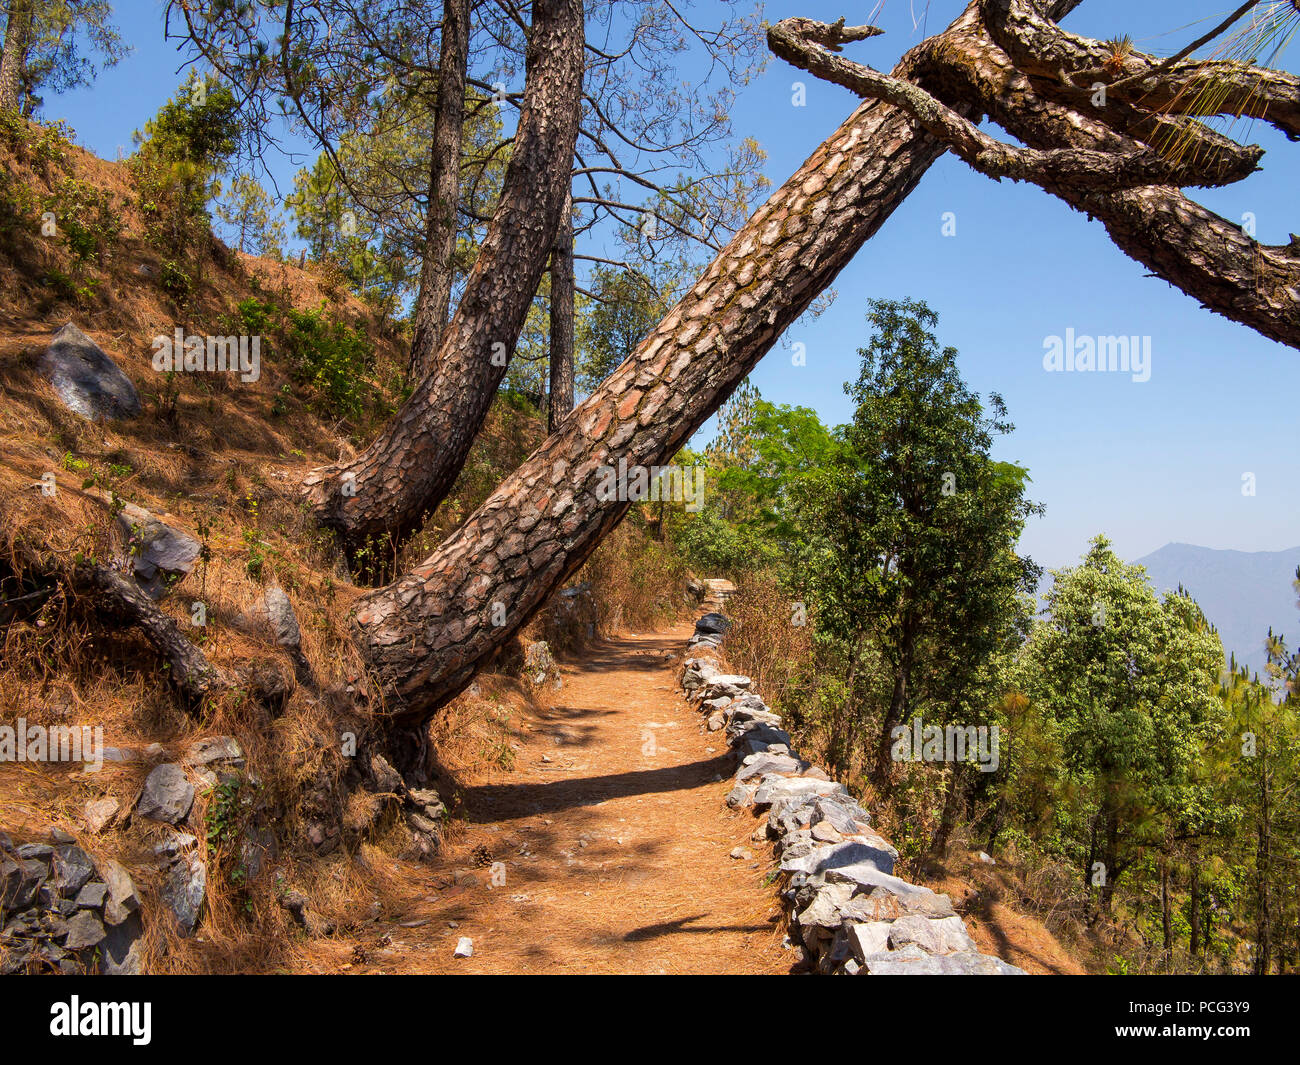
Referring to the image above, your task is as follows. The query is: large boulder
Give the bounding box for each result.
[887,913,978,956]
[694,612,731,636]
[39,323,141,421]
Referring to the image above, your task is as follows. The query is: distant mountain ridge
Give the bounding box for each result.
[1133,543,1300,676]
[1036,543,1299,676]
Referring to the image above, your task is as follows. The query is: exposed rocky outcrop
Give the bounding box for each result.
[1,830,144,974]
[679,609,1024,976]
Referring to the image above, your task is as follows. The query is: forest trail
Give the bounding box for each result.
[291,614,792,974]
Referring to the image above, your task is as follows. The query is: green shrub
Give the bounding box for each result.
[282,306,375,422]
[42,178,121,264]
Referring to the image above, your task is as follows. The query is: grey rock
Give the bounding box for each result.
[735,725,794,758]
[156,836,205,937]
[781,837,898,878]
[859,943,1025,975]
[115,502,201,599]
[736,752,804,782]
[262,583,302,650]
[39,323,141,421]
[694,612,731,635]
[701,695,733,712]
[83,797,120,833]
[2,856,47,909]
[846,920,893,961]
[887,914,978,956]
[727,706,783,729]
[725,783,757,809]
[62,910,107,951]
[794,882,886,930]
[752,776,845,807]
[74,881,108,909]
[136,763,195,824]
[53,845,97,895]
[98,859,140,925]
[16,843,53,861]
[706,712,725,731]
[100,911,144,974]
[184,735,244,767]
[700,675,752,699]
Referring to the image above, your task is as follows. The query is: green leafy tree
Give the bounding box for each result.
[0,0,125,115]
[1022,537,1227,917]
[577,264,671,393]
[805,299,1041,786]
[131,72,241,256]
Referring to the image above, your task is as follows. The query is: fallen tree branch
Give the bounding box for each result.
[72,563,229,705]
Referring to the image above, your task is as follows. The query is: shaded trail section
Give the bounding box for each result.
[299,618,791,975]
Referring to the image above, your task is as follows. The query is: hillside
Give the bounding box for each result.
[0,117,1093,980]
[1134,543,1300,677]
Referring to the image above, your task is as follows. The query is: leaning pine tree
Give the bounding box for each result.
[131,0,1300,774]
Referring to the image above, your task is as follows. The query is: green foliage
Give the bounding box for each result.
[158,258,192,302]
[215,172,285,258]
[7,0,128,116]
[131,72,241,257]
[41,176,119,263]
[281,306,376,422]
[230,295,377,423]
[578,265,671,391]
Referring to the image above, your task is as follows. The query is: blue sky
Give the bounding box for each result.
[48,0,1298,571]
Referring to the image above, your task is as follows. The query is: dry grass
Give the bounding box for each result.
[0,116,779,975]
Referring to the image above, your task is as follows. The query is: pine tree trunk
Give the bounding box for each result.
[351,74,954,720]
[1160,848,1173,972]
[304,0,586,554]
[1189,847,1202,960]
[547,191,575,433]
[0,0,33,114]
[409,0,471,382]
[1255,746,1273,975]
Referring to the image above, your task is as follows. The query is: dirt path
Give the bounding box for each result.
[297,617,791,974]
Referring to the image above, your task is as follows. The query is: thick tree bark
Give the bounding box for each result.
[409,0,471,382]
[343,0,1300,737]
[350,21,971,719]
[548,191,575,433]
[303,0,585,556]
[0,0,33,114]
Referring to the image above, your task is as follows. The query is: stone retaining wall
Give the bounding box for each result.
[681,609,1024,975]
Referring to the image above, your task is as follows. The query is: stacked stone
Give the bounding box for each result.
[0,830,143,974]
[681,611,1024,976]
